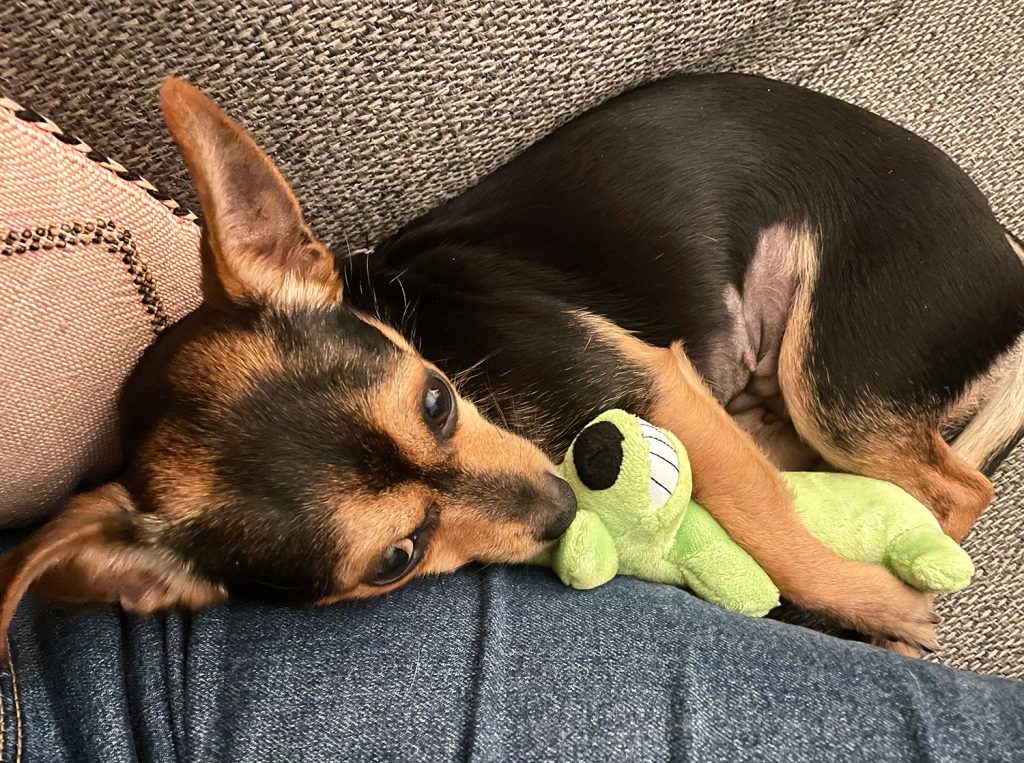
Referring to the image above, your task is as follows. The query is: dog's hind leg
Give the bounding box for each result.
[791,421,993,545]
[779,316,994,544]
[775,234,1016,544]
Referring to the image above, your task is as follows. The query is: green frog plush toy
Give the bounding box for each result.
[533,409,973,617]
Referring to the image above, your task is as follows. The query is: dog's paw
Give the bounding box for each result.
[869,636,937,658]
[805,562,940,653]
[863,584,940,654]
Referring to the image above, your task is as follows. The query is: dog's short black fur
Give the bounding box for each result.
[349,73,1024,460]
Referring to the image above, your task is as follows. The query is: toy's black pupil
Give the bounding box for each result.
[573,421,625,490]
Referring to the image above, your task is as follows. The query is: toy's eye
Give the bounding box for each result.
[423,372,457,437]
[640,421,679,509]
[573,421,624,490]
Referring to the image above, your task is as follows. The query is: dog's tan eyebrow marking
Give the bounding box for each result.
[356,311,416,353]
[364,355,454,468]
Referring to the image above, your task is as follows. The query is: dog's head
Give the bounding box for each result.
[0,80,575,646]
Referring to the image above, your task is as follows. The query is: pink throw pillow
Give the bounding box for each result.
[0,98,202,526]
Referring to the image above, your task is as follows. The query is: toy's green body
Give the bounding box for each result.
[534,410,973,617]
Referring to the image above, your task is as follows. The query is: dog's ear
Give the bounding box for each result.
[0,483,224,658]
[159,77,341,309]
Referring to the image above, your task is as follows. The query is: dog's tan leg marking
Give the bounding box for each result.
[775,233,992,544]
[575,302,938,651]
[895,438,992,543]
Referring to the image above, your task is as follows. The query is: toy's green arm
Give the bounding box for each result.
[550,509,619,590]
[669,502,780,617]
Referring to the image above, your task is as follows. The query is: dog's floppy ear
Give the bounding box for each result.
[159,77,341,309]
[0,483,224,658]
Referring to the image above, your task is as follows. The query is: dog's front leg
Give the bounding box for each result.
[574,312,939,652]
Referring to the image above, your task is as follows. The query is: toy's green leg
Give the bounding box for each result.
[666,503,779,617]
[680,542,781,618]
[886,527,974,594]
[552,510,619,590]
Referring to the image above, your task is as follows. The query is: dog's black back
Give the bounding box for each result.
[346,73,1024,457]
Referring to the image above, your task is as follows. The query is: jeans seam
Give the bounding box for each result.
[465,568,507,762]
[0,643,22,763]
[0,647,5,763]
[901,669,937,763]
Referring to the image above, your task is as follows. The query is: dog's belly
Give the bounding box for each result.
[694,225,823,470]
[699,226,796,419]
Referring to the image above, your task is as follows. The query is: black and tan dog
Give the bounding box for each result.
[2,74,1022,655]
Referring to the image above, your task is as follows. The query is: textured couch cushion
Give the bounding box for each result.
[0,0,1020,676]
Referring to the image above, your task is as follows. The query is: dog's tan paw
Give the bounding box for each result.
[870,637,936,658]
[863,585,940,654]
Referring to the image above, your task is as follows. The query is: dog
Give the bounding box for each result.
[1,73,1022,657]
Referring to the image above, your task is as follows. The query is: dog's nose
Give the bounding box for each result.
[537,473,577,541]
[572,420,624,490]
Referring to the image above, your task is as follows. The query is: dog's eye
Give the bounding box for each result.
[367,538,418,586]
[423,372,457,436]
[366,512,438,586]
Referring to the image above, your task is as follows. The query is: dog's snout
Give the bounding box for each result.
[536,473,577,541]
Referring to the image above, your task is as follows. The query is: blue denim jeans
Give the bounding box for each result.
[3,558,1022,762]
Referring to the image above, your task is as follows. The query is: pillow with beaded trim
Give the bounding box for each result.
[0,97,202,527]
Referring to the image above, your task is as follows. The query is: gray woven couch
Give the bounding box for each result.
[1,0,1021,677]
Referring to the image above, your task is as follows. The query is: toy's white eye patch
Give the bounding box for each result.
[640,421,679,509]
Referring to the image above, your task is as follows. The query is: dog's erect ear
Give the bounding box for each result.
[159,77,341,309]
[0,483,225,658]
